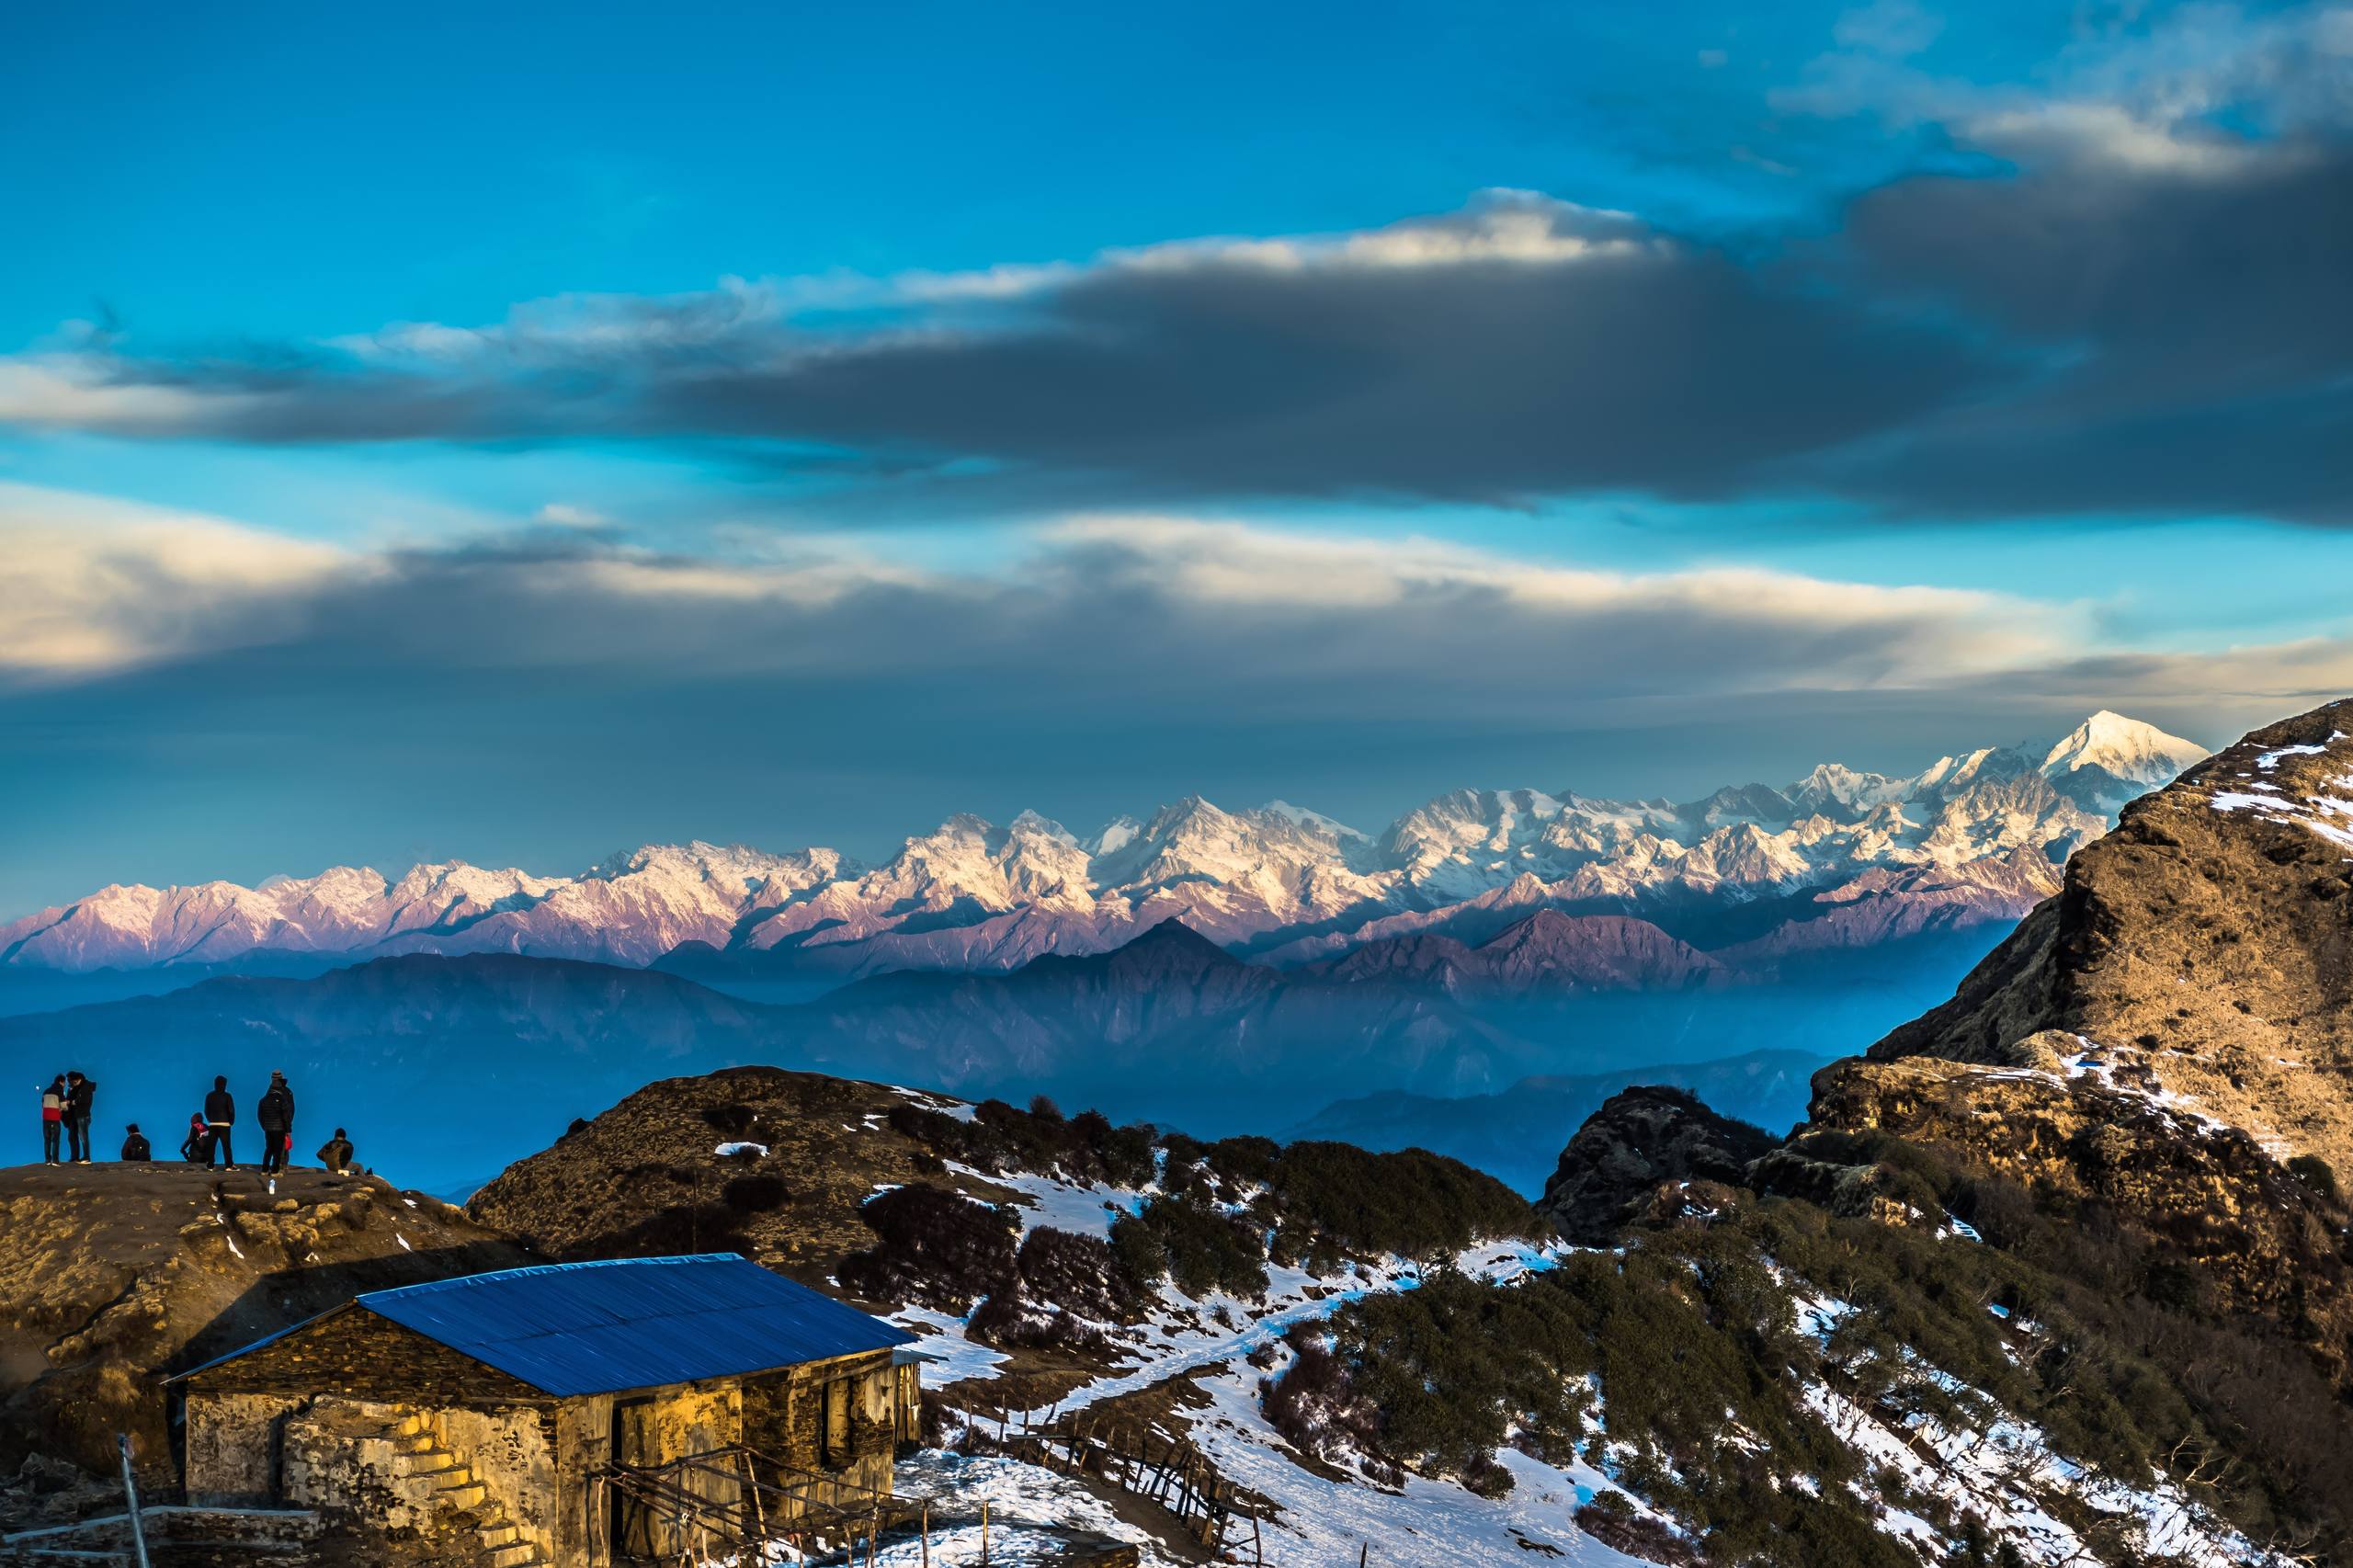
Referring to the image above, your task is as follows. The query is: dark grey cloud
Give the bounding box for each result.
[0,199,1997,506]
[9,141,2353,520]
[1821,130,2353,519]
[645,222,1994,506]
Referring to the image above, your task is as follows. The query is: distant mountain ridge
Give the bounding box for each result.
[2,711,2206,993]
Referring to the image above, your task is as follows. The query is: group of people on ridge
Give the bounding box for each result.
[38,1067,357,1175]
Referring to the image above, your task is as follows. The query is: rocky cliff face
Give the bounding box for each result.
[1792,1040,2353,1361]
[1871,699,2353,1173]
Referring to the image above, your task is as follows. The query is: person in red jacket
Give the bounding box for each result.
[40,1075,63,1165]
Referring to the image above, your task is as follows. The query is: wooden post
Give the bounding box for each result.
[920,1499,930,1568]
[116,1435,152,1568]
[1359,1542,1369,1568]
[981,1501,990,1568]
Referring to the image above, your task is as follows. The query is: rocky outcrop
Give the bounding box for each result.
[1872,699,2353,1172]
[0,1164,530,1483]
[1536,1085,1778,1244]
[465,1067,1005,1286]
[1796,1043,2353,1356]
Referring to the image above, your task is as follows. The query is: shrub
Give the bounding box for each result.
[887,1097,1155,1188]
[721,1174,790,1213]
[837,1185,1017,1312]
[1110,1195,1267,1300]
[1261,1336,1398,1485]
[2290,1153,2341,1203]
[1267,1142,1539,1261]
[1015,1226,1142,1322]
[700,1104,757,1138]
[1573,1496,1704,1568]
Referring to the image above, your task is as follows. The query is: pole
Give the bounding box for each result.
[981,1502,989,1568]
[116,1435,152,1568]
[920,1500,929,1568]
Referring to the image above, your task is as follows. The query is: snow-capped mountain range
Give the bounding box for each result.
[0,711,2207,983]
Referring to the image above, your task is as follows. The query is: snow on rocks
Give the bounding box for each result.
[1179,1362,1653,1566]
[1008,1243,1562,1425]
[890,1085,978,1122]
[1800,1376,2280,1567]
[712,1141,769,1158]
[945,1162,1142,1240]
[2208,731,2353,851]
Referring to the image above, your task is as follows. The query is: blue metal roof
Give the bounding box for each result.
[354,1254,917,1396]
[356,1254,916,1396]
[169,1254,915,1396]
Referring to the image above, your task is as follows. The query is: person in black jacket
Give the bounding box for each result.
[257,1071,295,1175]
[120,1124,151,1161]
[179,1113,208,1163]
[203,1076,235,1168]
[63,1072,95,1165]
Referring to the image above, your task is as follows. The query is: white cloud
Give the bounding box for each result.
[1038,515,2072,687]
[1967,100,2279,176]
[0,483,358,678]
[0,358,254,436]
[1782,0,2353,163]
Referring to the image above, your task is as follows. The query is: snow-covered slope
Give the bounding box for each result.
[0,713,2207,981]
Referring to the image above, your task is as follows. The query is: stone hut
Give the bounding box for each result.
[169,1253,918,1566]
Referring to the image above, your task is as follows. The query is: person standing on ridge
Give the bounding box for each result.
[120,1124,151,1161]
[203,1075,235,1168]
[257,1071,295,1175]
[40,1076,64,1165]
[63,1072,96,1165]
[316,1128,354,1175]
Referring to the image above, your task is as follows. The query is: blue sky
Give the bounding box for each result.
[4,0,2351,910]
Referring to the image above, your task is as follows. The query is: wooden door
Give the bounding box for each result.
[611,1398,666,1560]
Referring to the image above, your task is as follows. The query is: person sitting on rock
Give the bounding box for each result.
[180,1112,209,1162]
[316,1128,355,1175]
[40,1075,64,1165]
[120,1124,151,1161]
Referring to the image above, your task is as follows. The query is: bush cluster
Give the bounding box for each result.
[837,1184,1017,1313]
[887,1097,1157,1187]
[1110,1193,1269,1300]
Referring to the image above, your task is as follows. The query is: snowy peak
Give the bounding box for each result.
[1256,800,1370,843]
[2039,710,2209,788]
[1784,762,1906,819]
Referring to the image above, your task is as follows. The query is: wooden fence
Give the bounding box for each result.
[948,1391,1264,1562]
